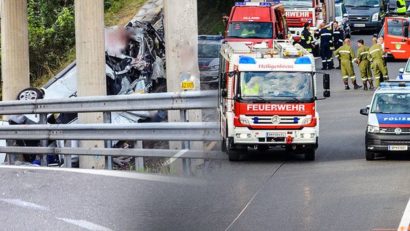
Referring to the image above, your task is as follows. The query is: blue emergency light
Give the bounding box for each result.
[380,81,410,88]
[239,56,257,64]
[235,1,273,6]
[294,56,312,65]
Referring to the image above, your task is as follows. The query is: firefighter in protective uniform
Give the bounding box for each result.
[332,21,344,69]
[300,22,314,53]
[354,39,374,90]
[334,39,362,90]
[368,38,389,87]
[397,0,407,14]
[318,23,334,70]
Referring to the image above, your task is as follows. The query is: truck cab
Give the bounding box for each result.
[360,81,410,160]
[379,15,410,60]
[224,1,288,47]
[345,0,382,32]
[218,41,330,161]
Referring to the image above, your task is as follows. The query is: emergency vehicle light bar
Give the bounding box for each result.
[380,81,410,88]
[235,2,272,6]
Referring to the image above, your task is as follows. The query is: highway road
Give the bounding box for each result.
[1,34,410,231]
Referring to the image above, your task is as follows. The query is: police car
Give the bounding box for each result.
[360,81,410,160]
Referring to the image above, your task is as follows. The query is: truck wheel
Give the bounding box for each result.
[366,151,375,161]
[226,138,240,161]
[305,148,315,161]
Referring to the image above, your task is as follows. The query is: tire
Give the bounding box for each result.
[226,138,240,161]
[305,148,315,161]
[366,150,375,161]
[257,145,269,152]
[17,88,44,101]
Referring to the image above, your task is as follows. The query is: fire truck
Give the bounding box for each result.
[281,0,326,36]
[218,41,330,161]
[379,14,410,60]
[224,1,288,47]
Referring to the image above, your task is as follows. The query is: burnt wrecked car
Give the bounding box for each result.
[8,21,167,166]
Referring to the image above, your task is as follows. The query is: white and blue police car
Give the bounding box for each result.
[360,81,410,160]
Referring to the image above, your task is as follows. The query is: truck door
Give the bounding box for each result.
[385,18,410,59]
[274,7,288,39]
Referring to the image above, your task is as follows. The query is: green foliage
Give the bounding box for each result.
[27,0,75,80]
[197,0,236,34]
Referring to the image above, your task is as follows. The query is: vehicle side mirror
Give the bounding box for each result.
[343,13,349,18]
[360,108,369,116]
[221,89,228,98]
[404,21,409,37]
[399,68,404,73]
[222,15,229,26]
[220,73,226,89]
[323,74,330,97]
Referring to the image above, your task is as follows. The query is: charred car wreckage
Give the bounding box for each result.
[9,21,167,167]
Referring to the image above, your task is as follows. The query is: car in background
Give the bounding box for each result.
[344,0,382,32]
[398,58,410,80]
[198,35,223,87]
[335,3,352,38]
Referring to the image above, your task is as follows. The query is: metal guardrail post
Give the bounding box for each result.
[180,109,191,176]
[103,112,113,170]
[135,141,144,171]
[39,113,48,166]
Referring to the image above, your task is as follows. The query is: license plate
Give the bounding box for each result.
[388,145,408,151]
[266,132,286,138]
[354,24,366,28]
[181,81,195,90]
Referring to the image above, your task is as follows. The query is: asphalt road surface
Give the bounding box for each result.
[1,35,410,231]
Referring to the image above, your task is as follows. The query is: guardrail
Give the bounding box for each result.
[0,90,221,169]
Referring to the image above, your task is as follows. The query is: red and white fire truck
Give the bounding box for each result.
[224,1,288,47]
[218,41,330,161]
[379,14,410,60]
[281,0,326,36]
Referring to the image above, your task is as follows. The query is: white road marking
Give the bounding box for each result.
[57,218,113,231]
[0,198,49,211]
[0,165,201,185]
[398,197,410,231]
[163,149,188,166]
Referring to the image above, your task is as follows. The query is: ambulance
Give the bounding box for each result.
[360,81,410,160]
[218,41,330,161]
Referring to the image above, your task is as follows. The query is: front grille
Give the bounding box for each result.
[247,115,306,125]
[380,128,410,134]
[381,140,410,145]
[349,16,369,22]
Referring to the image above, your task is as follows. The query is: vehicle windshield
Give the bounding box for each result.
[387,19,404,36]
[335,5,342,17]
[239,71,314,102]
[371,93,410,114]
[227,22,273,39]
[198,43,220,59]
[280,0,312,7]
[344,0,379,7]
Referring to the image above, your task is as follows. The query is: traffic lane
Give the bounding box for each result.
[226,160,410,231]
[0,162,287,231]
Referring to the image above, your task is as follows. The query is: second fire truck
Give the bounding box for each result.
[219,41,330,161]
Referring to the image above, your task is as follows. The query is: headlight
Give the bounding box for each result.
[239,115,251,125]
[372,13,379,22]
[367,125,380,133]
[300,115,312,125]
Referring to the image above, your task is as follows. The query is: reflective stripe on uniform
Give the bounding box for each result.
[350,76,356,79]
[342,76,349,79]
[339,50,351,53]
[370,49,380,54]
[339,39,343,43]
[321,33,332,36]
[360,51,369,55]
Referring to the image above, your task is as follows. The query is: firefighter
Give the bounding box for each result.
[334,39,362,90]
[397,0,407,14]
[368,38,389,87]
[332,21,344,69]
[242,76,260,96]
[319,23,334,70]
[300,22,314,53]
[354,39,374,91]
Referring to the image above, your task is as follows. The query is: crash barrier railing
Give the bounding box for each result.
[0,90,221,169]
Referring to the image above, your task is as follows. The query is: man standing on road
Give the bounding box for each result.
[334,39,362,90]
[368,37,389,87]
[300,22,314,53]
[332,21,344,69]
[319,23,334,70]
[355,39,374,90]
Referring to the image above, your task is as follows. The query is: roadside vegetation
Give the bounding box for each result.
[197,0,235,35]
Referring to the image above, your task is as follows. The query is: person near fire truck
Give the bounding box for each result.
[334,39,362,90]
[332,21,344,69]
[300,22,314,53]
[318,23,334,70]
[397,0,407,14]
[368,37,389,87]
[354,39,374,91]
